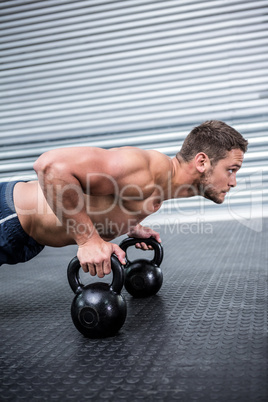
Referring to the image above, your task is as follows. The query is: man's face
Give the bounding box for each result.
[200,149,244,204]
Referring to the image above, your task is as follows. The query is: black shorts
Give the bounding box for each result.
[0,181,44,266]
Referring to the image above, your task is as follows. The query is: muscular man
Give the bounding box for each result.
[0,120,248,277]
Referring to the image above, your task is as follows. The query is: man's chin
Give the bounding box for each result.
[204,193,225,204]
[213,198,224,205]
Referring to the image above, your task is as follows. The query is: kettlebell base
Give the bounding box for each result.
[73,324,124,339]
[124,284,162,298]
[71,314,127,339]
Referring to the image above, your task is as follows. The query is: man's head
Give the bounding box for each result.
[177,121,248,204]
[177,120,248,166]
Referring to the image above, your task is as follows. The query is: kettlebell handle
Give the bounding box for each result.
[67,254,125,295]
[119,237,163,266]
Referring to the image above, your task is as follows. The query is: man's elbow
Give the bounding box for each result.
[33,151,61,179]
[34,153,48,174]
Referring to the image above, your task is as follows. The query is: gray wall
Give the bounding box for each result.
[1,0,267,221]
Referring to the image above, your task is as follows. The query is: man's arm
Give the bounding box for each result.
[33,146,152,277]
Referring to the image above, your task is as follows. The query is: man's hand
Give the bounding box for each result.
[127,224,161,250]
[77,238,126,278]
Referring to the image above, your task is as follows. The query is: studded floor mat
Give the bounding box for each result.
[0,218,267,401]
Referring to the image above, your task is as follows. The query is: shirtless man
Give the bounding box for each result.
[0,120,248,277]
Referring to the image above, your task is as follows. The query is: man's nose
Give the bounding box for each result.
[229,174,237,187]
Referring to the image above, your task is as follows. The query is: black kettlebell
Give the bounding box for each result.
[119,237,164,298]
[67,254,127,338]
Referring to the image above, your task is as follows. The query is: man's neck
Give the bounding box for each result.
[167,156,201,199]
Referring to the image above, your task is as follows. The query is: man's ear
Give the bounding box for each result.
[194,152,210,173]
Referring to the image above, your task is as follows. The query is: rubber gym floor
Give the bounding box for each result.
[0,218,267,402]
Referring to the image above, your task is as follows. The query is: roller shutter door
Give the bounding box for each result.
[0,0,267,221]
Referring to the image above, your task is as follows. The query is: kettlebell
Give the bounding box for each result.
[67,254,127,338]
[119,237,164,298]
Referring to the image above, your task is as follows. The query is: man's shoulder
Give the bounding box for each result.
[112,146,169,163]
[108,146,151,169]
[146,149,172,172]
[107,147,170,185]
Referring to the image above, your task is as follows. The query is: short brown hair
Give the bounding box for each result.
[178,120,248,165]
